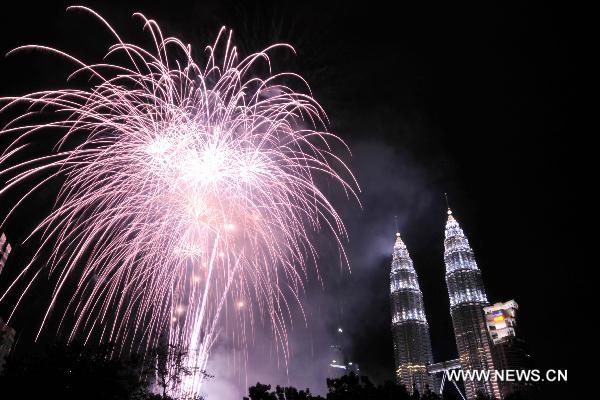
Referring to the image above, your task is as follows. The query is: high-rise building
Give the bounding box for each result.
[444,208,501,400]
[0,232,11,276]
[328,327,359,377]
[0,317,16,374]
[390,232,436,395]
[484,300,533,397]
[328,327,347,378]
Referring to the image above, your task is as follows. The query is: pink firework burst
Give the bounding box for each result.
[0,6,358,395]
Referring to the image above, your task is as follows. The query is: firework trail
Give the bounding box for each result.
[0,6,357,395]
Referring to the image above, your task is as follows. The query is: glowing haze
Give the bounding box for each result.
[0,6,357,395]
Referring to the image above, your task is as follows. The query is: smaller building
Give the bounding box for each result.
[483,300,518,344]
[484,300,533,398]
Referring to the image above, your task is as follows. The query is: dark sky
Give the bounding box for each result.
[0,1,571,398]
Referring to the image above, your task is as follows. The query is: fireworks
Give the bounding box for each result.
[0,6,357,396]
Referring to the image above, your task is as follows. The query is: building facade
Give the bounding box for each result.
[444,209,501,400]
[390,232,436,395]
[484,300,518,345]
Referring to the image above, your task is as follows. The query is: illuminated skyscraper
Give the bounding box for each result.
[444,208,501,400]
[0,234,14,375]
[390,232,436,394]
[0,317,15,374]
[0,233,11,276]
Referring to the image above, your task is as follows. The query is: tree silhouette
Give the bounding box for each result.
[0,341,210,400]
[244,382,324,400]
[0,342,145,400]
[245,372,434,400]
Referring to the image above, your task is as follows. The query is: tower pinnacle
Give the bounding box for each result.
[444,193,452,215]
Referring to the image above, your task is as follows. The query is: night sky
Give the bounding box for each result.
[0,1,571,398]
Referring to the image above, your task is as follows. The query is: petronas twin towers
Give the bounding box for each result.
[390,232,436,393]
[390,207,500,399]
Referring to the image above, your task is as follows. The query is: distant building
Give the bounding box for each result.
[484,300,533,397]
[0,317,16,374]
[328,342,346,378]
[390,232,437,395]
[0,233,15,374]
[0,232,11,276]
[443,208,501,400]
[328,327,359,377]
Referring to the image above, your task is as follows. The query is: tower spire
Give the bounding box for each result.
[393,216,404,247]
[444,192,452,215]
